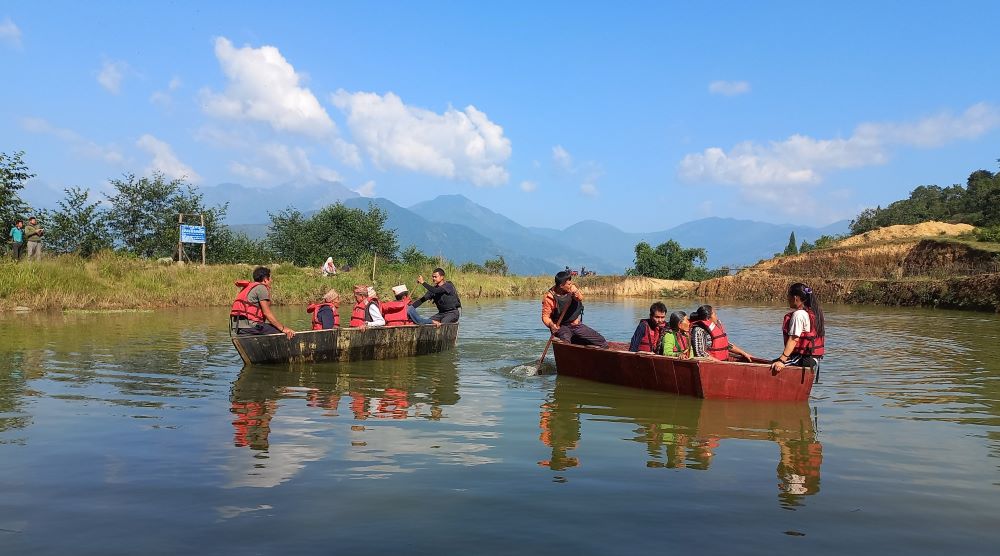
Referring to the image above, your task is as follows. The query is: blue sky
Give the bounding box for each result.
[3,1,999,230]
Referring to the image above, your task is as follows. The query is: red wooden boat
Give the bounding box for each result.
[551,341,815,401]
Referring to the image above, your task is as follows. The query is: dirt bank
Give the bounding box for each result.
[835,221,974,247]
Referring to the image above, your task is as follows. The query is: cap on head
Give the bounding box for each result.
[392,285,408,296]
[353,285,368,295]
[322,289,339,302]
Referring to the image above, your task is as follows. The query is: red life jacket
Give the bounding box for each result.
[690,319,730,360]
[636,319,664,353]
[783,309,826,357]
[230,280,269,324]
[380,297,413,326]
[307,302,340,330]
[349,296,378,327]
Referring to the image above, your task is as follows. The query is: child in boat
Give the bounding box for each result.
[661,311,693,358]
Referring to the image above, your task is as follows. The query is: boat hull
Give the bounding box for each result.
[552,341,814,401]
[232,323,458,366]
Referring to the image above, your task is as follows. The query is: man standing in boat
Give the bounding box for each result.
[542,270,608,348]
[230,266,296,339]
[412,268,461,325]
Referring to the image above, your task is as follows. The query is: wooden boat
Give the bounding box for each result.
[551,341,814,401]
[231,323,459,366]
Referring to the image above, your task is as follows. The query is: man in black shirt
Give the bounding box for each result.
[413,267,461,325]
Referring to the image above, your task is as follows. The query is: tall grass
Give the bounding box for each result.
[0,252,666,311]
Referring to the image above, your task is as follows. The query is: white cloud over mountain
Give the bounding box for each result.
[201,37,335,137]
[21,117,124,164]
[137,134,201,183]
[332,90,511,186]
[678,102,1000,200]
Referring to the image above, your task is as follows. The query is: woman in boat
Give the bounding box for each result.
[771,283,825,371]
[661,311,693,358]
[689,305,754,361]
[306,289,341,330]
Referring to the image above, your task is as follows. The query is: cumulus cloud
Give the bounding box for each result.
[580,183,598,197]
[332,90,511,186]
[355,180,376,197]
[708,80,751,96]
[201,37,334,137]
[678,102,1000,199]
[520,180,537,193]
[0,17,21,49]
[552,145,573,171]
[137,134,201,183]
[150,76,182,108]
[229,161,272,182]
[21,117,124,163]
[98,60,127,94]
[331,137,362,169]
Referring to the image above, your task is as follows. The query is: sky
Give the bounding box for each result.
[3,1,1000,230]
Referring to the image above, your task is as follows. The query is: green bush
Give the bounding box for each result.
[976,226,1000,243]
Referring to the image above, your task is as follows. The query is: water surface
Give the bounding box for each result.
[1,299,998,554]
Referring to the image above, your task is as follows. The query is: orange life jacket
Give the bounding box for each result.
[380,297,413,326]
[307,302,340,330]
[349,296,378,327]
[230,280,269,323]
[783,309,826,357]
[690,319,730,360]
[636,319,664,353]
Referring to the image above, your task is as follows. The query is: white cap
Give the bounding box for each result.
[392,285,408,296]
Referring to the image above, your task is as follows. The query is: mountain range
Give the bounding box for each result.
[209,183,849,275]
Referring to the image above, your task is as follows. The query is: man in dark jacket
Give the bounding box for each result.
[413,267,461,324]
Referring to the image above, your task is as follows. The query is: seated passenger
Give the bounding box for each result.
[307,289,341,330]
[629,302,668,353]
[380,285,419,326]
[661,311,693,358]
[541,271,608,348]
[230,266,295,339]
[771,282,826,371]
[349,285,385,328]
[321,257,337,276]
[689,305,754,361]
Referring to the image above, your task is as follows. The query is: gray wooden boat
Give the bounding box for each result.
[231,323,459,365]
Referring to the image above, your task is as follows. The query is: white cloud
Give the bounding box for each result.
[21,117,124,164]
[708,80,751,96]
[355,180,376,197]
[97,60,127,94]
[519,180,537,193]
[150,76,182,108]
[331,137,362,169]
[580,183,598,197]
[678,102,1000,198]
[332,90,511,186]
[0,17,21,49]
[229,161,272,182]
[201,37,334,137]
[552,145,573,171]
[136,134,201,183]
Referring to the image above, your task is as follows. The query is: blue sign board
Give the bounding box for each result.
[180,225,206,244]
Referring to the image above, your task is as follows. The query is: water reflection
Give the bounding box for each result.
[540,376,823,507]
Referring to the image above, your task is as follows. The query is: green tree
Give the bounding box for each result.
[47,187,111,256]
[400,245,439,267]
[213,231,274,264]
[483,255,509,276]
[267,202,398,267]
[783,232,798,256]
[628,239,709,280]
[0,151,35,228]
[799,240,814,253]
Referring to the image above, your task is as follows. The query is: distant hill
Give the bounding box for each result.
[201,181,358,224]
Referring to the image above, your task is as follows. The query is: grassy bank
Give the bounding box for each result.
[0,253,681,311]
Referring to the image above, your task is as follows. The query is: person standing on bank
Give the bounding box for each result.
[413,267,461,325]
[230,266,296,339]
[629,302,668,353]
[771,283,826,372]
[23,216,43,261]
[8,219,25,261]
[542,270,608,348]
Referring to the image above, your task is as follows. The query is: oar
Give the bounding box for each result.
[536,293,573,372]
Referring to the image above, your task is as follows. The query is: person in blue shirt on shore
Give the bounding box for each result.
[8,220,24,261]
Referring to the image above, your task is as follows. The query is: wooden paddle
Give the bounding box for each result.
[536,290,575,372]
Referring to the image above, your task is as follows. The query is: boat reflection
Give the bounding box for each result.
[539,376,823,507]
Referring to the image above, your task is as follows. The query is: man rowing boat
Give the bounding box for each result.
[542,270,607,348]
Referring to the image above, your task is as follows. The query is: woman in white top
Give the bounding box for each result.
[321,257,337,276]
[771,282,826,372]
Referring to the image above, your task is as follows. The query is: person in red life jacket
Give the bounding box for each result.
[230,266,295,339]
[771,282,826,372]
[412,267,462,326]
[542,270,608,348]
[629,302,668,352]
[379,284,419,326]
[349,284,385,328]
[307,289,341,330]
[689,304,754,361]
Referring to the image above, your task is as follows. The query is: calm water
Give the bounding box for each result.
[1,299,999,554]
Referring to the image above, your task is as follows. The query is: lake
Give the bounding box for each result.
[1,299,998,554]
